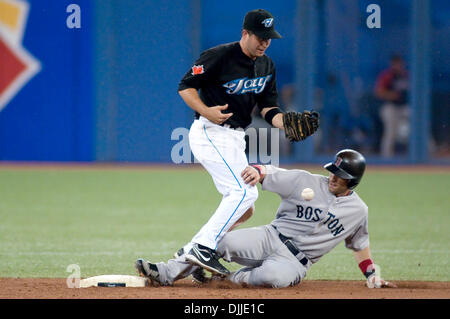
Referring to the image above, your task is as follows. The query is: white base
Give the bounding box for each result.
[79,275,149,288]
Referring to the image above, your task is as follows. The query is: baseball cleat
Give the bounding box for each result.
[191,267,209,284]
[174,246,212,283]
[174,247,185,259]
[185,244,230,277]
[135,258,162,286]
[173,247,210,283]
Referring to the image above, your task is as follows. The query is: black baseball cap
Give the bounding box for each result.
[243,9,282,40]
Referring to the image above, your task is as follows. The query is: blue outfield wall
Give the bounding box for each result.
[93,0,199,162]
[0,0,199,162]
[0,0,448,163]
[0,0,94,161]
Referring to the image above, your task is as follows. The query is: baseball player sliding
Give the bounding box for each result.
[135,149,396,289]
[144,8,319,278]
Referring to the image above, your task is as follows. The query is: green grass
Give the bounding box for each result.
[0,166,449,281]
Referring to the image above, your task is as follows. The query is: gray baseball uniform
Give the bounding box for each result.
[153,165,369,287]
[265,165,369,263]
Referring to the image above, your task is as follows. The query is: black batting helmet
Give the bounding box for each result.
[324,149,366,189]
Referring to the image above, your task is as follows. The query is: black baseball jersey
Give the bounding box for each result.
[178,42,279,129]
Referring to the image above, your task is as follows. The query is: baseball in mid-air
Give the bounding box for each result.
[301,188,314,201]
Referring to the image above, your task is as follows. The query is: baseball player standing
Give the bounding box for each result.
[135,149,396,289]
[161,8,319,276]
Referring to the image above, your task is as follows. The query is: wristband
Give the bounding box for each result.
[359,259,376,278]
[264,107,283,125]
[250,164,262,176]
[250,165,265,182]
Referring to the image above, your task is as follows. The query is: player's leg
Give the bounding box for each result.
[229,253,306,288]
[135,254,201,286]
[176,205,254,256]
[185,172,257,275]
[174,206,254,283]
[379,103,397,157]
[228,205,254,231]
[217,225,308,288]
[216,225,274,268]
[190,123,258,248]
[189,181,258,250]
[185,179,257,275]
[185,120,258,275]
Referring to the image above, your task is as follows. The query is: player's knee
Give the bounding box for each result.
[217,232,239,260]
[244,185,258,203]
[256,272,285,288]
[229,185,257,206]
[257,272,299,288]
[254,263,303,288]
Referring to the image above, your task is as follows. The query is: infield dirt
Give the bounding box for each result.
[0,278,448,299]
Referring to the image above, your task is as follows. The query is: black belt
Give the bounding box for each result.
[278,232,309,266]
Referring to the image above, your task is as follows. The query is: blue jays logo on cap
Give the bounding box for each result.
[261,18,273,28]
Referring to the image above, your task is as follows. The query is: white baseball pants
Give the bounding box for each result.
[188,116,258,250]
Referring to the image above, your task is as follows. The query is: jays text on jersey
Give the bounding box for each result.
[178,41,279,129]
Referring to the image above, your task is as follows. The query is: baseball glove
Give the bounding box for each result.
[282,110,320,142]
